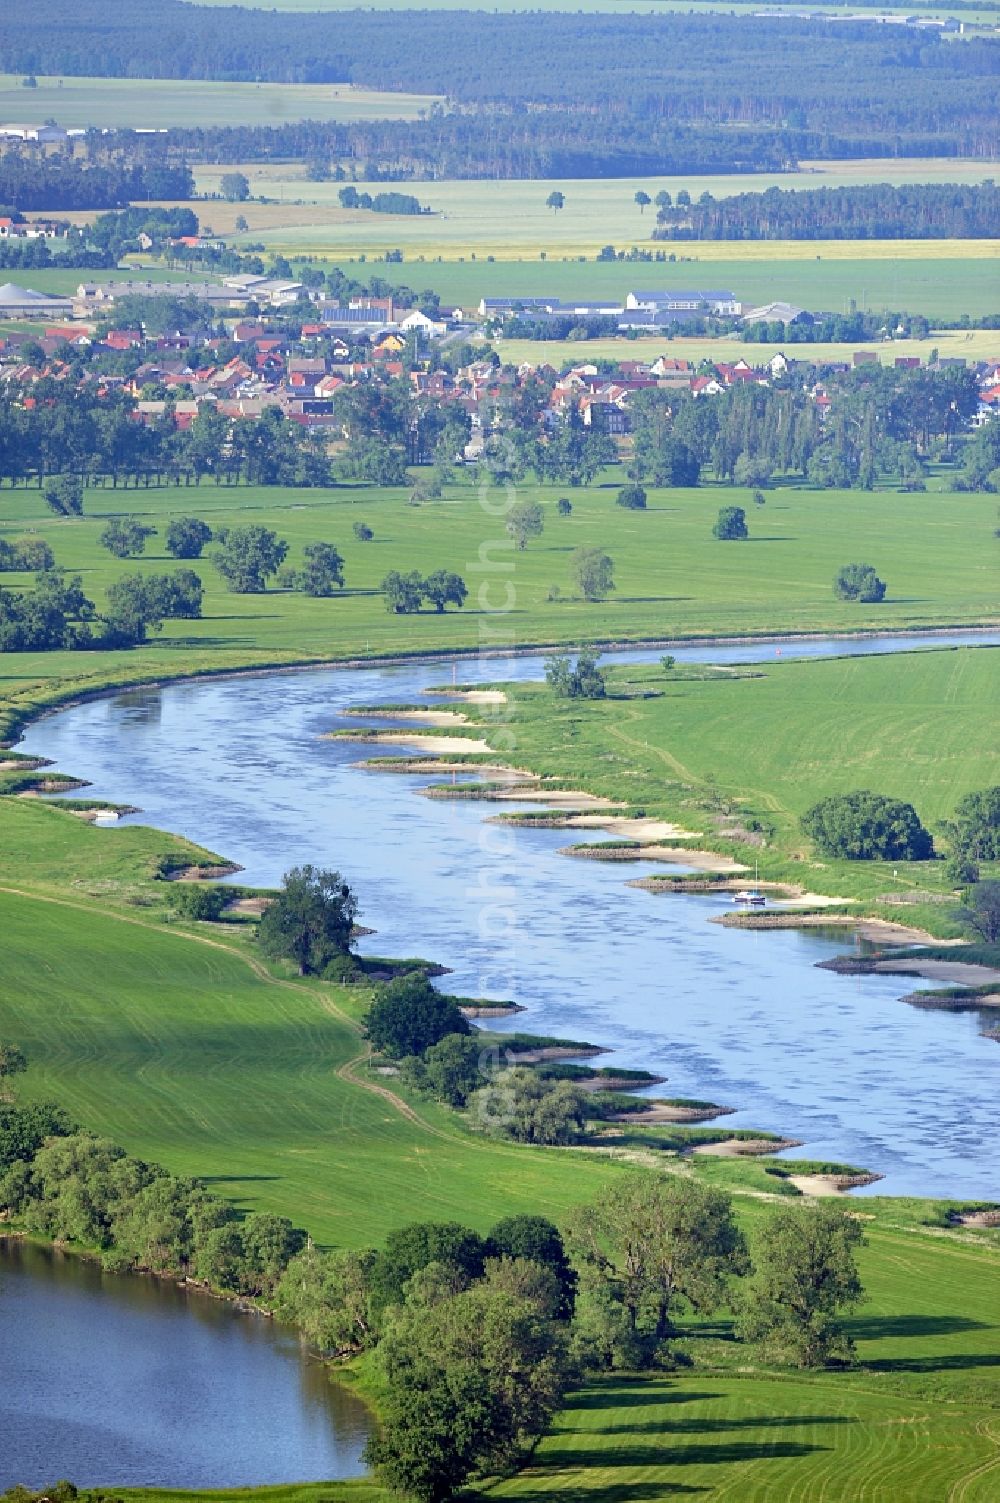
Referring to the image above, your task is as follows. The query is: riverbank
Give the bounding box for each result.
[7,637,1000,1204]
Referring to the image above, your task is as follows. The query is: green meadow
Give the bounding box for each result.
[2,798,998,1502]
[0,75,441,129]
[3,472,1000,1502]
[444,646,1000,913]
[1,476,998,740]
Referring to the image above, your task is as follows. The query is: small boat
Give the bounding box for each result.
[731,863,766,907]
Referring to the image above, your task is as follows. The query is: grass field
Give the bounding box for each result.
[0,75,441,128]
[178,166,1000,319]
[3,469,1000,1495]
[1,477,999,747]
[2,796,999,1501]
[446,646,1000,909]
[495,329,1000,368]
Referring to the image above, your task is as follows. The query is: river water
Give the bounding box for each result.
[18,630,1000,1202]
[0,1240,370,1490]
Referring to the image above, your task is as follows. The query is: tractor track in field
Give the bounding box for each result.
[0,882,455,1140]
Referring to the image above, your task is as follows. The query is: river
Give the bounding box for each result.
[18,629,999,1203]
[0,1239,370,1490]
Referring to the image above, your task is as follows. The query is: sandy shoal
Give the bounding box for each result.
[876,958,1000,986]
[355,733,494,754]
[567,815,703,841]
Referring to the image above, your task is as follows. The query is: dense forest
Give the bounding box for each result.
[652,182,1000,241]
[0,156,193,211]
[2,2,998,172]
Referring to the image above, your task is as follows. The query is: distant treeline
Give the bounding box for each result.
[0,155,194,211]
[2,2,998,170]
[653,182,1000,240]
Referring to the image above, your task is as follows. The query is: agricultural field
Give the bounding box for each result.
[495,330,1000,370]
[0,857,625,1246]
[0,74,441,129]
[1,478,999,744]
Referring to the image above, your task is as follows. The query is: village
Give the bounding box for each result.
[2,268,999,457]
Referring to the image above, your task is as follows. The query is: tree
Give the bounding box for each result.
[99,517,156,558]
[958,881,1000,944]
[296,541,345,597]
[545,649,606,699]
[257,865,358,975]
[366,1282,572,1501]
[382,569,424,614]
[467,1068,586,1145]
[0,536,54,572]
[42,474,83,516]
[835,563,886,603]
[738,1203,865,1367]
[506,499,545,550]
[234,214,249,232]
[713,505,748,540]
[275,1245,378,1355]
[802,791,934,861]
[616,482,647,509]
[545,191,565,214]
[165,517,212,559]
[169,884,230,921]
[220,172,250,202]
[153,568,203,619]
[352,521,374,542]
[370,1220,488,1314]
[567,1174,746,1362]
[634,190,651,214]
[102,574,169,646]
[0,1042,28,1102]
[952,787,1000,861]
[213,525,288,592]
[421,570,468,613]
[403,1032,485,1107]
[487,1215,577,1319]
[655,190,672,210]
[660,654,676,673]
[556,497,572,516]
[570,546,615,602]
[365,974,470,1059]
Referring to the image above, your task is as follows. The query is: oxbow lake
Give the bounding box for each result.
[0,1239,371,1490]
[20,630,1000,1203]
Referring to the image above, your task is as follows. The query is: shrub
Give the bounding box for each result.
[365,974,470,1059]
[834,563,886,603]
[713,506,748,540]
[801,791,933,861]
[168,884,230,921]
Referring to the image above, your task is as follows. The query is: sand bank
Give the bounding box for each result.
[692,1137,802,1158]
[346,732,494,755]
[875,958,1000,986]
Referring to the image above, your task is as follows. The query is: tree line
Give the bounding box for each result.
[652,181,1000,241]
[0,154,193,212]
[0,394,335,490]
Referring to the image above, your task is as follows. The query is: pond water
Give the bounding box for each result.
[19,629,999,1203]
[0,1239,371,1490]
